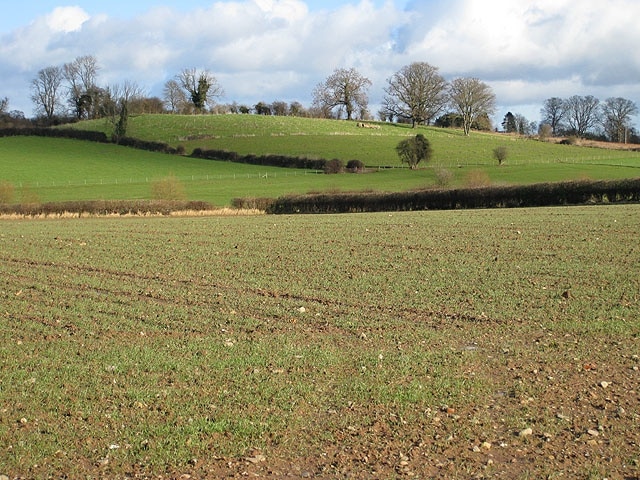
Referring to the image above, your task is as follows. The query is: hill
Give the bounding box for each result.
[72,114,640,168]
[0,114,638,206]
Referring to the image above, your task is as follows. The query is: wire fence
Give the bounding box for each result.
[13,154,640,189]
[17,169,325,189]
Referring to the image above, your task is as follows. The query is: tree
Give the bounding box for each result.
[271,100,288,116]
[540,97,565,136]
[601,97,638,143]
[163,79,188,113]
[254,101,272,115]
[0,97,8,116]
[177,68,223,113]
[502,112,516,133]
[102,81,145,142]
[563,95,600,137]
[312,67,371,120]
[448,77,496,136]
[396,134,432,169]
[31,66,65,121]
[289,101,306,117]
[513,113,534,135]
[493,146,508,165]
[63,55,100,119]
[382,62,448,127]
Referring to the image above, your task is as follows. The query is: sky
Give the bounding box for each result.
[1,0,639,127]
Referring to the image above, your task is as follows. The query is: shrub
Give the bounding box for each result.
[20,185,40,204]
[231,197,275,211]
[323,158,344,174]
[0,181,15,204]
[151,175,186,200]
[396,134,432,169]
[346,159,365,172]
[493,146,508,165]
[464,170,491,188]
[560,136,579,145]
[538,124,553,141]
[434,168,453,187]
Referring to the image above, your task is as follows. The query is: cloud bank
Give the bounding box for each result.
[1,0,639,123]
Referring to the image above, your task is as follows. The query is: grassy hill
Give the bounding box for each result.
[73,114,640,167]
[1,114,639,206]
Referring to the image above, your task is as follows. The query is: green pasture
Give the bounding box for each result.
[73,113,640,167]
[1,206,638,478]
[1,135,639,206]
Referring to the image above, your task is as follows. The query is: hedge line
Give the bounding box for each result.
[0,127,109,143]
[266,178,640,214]
[191,148,327,170]
[0,199,212,217]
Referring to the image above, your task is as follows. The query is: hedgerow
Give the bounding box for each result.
[266,178,640,214]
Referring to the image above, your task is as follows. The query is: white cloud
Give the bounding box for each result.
[1,0,639,124]
[46,7,90,33]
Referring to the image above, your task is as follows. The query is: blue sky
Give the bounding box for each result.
[0,0,410,30]
[1,0,639,126]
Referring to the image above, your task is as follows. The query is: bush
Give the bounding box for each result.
[560,136,579,145]
[323,158,344,174]
[396,134,432,169]
[434,168,453,187]
[0,181,15,204]
[346,159,365,172]
[538,124,553,141]
[231,197,275,211]
[151,175,186,200]
[464,170,491,188]
[493,146,508,165]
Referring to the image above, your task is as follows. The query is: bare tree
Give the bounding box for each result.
[0,97,8,115]
[601,97,638,143]
[177,68,223,113]
[382,62,448,127]
[540,97,565,136]
[31,66,65,120]
[163,79,188,113]
[102,80,146,141]
[271,100,288,116]
[448,77,496,136]
[563,95,600,137]
[289,101,306,117]
[312,68,372,120]
[63,55,100,119]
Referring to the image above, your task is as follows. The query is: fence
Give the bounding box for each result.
[14,169,324,189]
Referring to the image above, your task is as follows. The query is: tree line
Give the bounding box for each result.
[2,54,637,143]
[538,96,638,143]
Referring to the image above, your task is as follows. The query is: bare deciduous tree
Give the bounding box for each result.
[563,95,600,137]
[448,77,496,135]
[0,97,9,115]
[102,80,146,141]
[312,68,371,120]
[63,55,100,119]
[31,66,65,120]
[163,79,188,113]
[540,97,565,136]
[601,97,638,143]
[382,62,448,127]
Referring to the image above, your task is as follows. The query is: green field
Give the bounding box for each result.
[74,113,640,167]
[1,114,639,206]
[1,206,639,478]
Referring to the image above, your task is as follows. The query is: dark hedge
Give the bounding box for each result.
[266,178,640,214]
